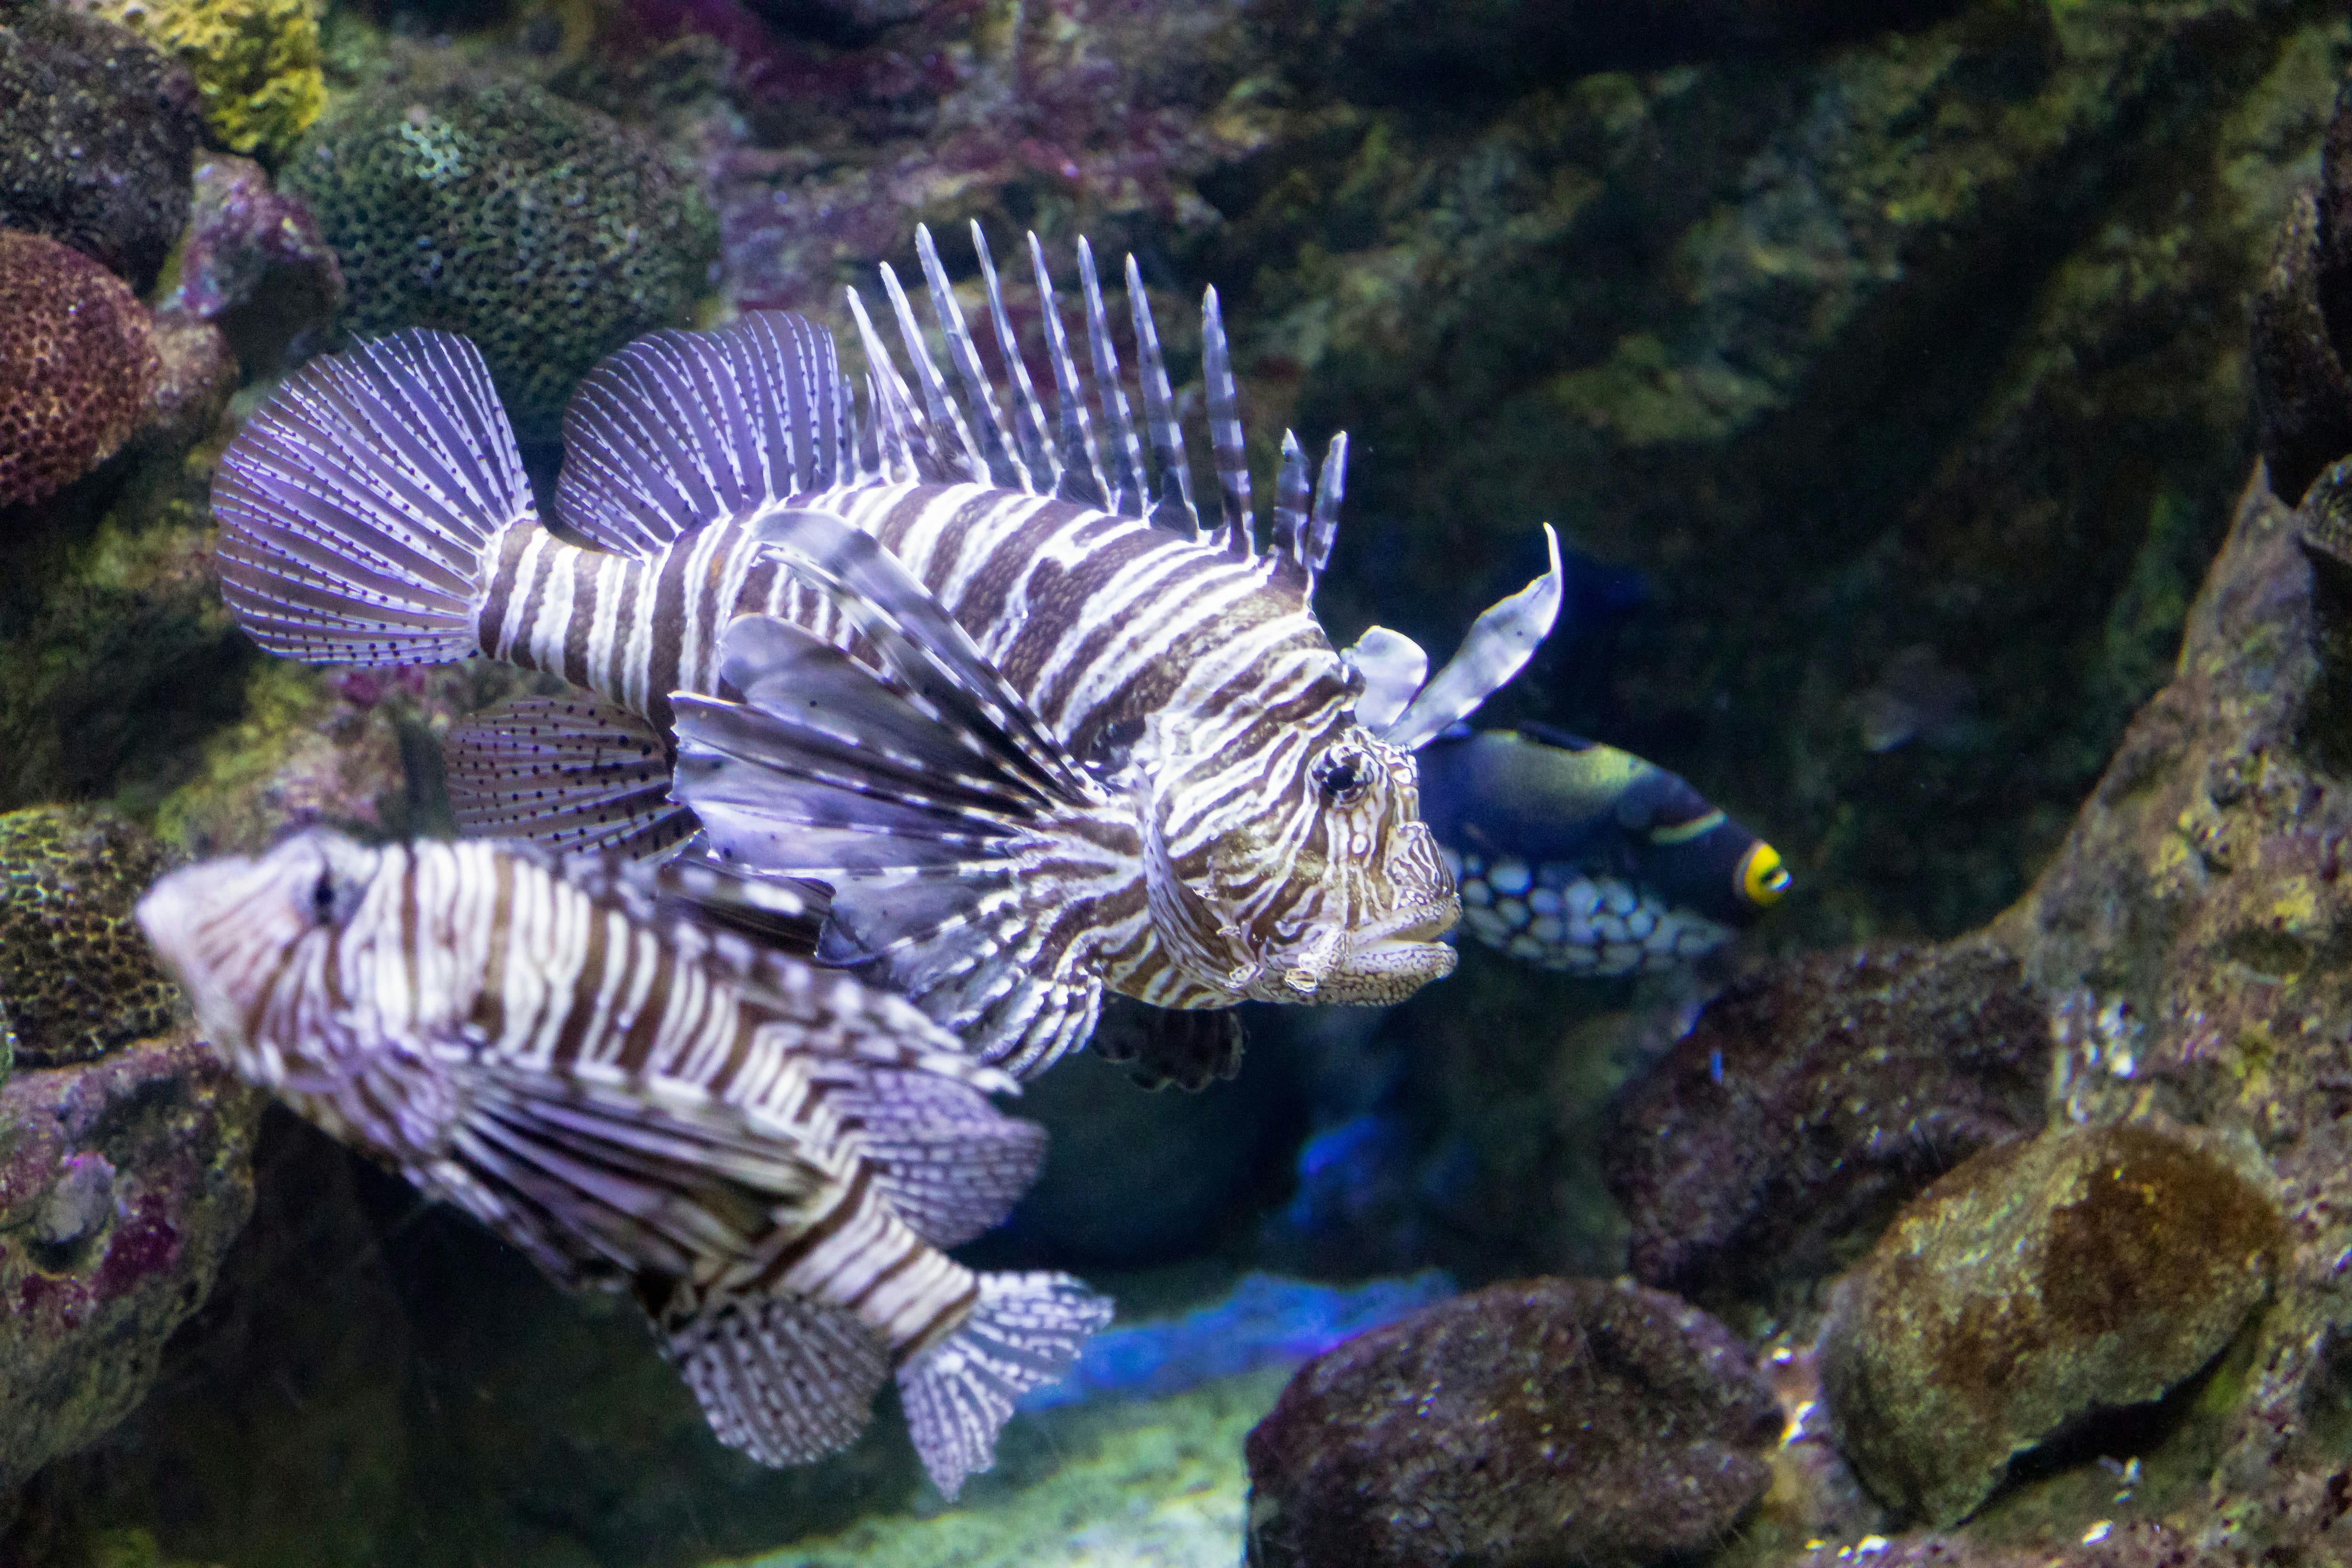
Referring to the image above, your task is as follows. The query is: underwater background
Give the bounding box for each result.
[6,0,2352,1561]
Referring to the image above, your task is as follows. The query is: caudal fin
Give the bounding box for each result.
[898,1271,1113,1499]
[213,329,527,666]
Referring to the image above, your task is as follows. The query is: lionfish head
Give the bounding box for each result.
[136,830,388,1074]
[1141,670,1461,1008]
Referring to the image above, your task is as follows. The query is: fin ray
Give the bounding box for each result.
[445,694,697,860]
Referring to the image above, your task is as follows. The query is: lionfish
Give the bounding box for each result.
[1416,724,1789,974]
[212,224,1562,1077]
[135,832,1111,1497]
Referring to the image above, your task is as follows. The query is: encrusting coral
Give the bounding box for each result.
[0,804,179,1066]
[281,78,716,441]
[0,231,161,509]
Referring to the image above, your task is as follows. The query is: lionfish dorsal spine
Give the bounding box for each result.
[1308,431,1347,584]
[970,223,1058,491]
[914,225,1032,493]
[1025,231,1113,509]
[1125,253,1202,540]
[844,286,934,484]
[1271,430,1312,594]
[1076,238,1149,518]
[1200,286,1255,561]
[879,260,988,483]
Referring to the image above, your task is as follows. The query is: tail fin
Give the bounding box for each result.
[898,1271,1113,1499]
[213,329,528,665]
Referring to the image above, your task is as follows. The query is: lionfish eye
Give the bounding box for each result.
[309,870,341,925]
[1314,748,1370,806]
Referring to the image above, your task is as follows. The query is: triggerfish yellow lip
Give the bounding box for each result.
[1738,841,1791,907]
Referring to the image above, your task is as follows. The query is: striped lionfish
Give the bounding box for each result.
[1416,724,1788,974]
[211,224,1562,1079]
[135,832,1111,1498]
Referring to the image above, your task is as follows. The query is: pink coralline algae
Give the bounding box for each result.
[166,153,343,373]
[624,0,1263,313]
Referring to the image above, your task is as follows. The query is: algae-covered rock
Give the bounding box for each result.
[0,805,178,1066]
[1243,1277,1781,1568]
[0,1031,262,1491]
[0,8,200,293]
[1820,1122,2279,1527]
[72,0,326,163]
[282,78,716,440]
[1604,938,2050,1305]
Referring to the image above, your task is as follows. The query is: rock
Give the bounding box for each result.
[0,805,178,1067]
[139,308,237,453]
[68,0,326,164]
[1603,939,2050,1304]
[0,231,162,510]
[164,153,342,374]
[2253,187,2352,508]
[0,1030,263,1490]
[281,78,717,441]
[1820,1122,2280,1527]
[0,9,200,292]
[1242,1277,1781,1568]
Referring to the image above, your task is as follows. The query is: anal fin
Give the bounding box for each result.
[665,1294,889,1467]
[445,694,697,859]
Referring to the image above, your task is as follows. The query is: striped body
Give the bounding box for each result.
[145,833,990,1358]
[475,478,1444,1013]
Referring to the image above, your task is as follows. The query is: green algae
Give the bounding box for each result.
[727,1368,1292,1568]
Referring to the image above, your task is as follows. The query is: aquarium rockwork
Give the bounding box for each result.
[6,0,2352,1563]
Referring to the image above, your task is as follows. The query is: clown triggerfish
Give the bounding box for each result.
[1415,723,1788,975]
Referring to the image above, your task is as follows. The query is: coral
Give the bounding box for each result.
[1242,1277,1782,1568]
[1820,1123,2280,1527]
[0,1031,262,1490]
[164,153,342,373]
[71,0,326,163]
[1602,939,2051,1306]
[280,79,717,441]
[0,805,178,1066]
[0,231,160,509]
[0,8,199,292]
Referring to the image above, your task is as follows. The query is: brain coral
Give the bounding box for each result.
[0,231,161,509]
[71,0,326,164]
[0,8,201,291]
[0,804,179,1065]
[282,80,717,441]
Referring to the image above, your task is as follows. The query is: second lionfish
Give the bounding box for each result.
[213,225,1562,1076]
[136,832,1109,1497]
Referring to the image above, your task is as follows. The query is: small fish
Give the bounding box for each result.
[211,223,1562,1078]
[135,832,1111,1497]
[1414,723,1788,975]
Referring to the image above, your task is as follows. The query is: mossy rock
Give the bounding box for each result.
[0,804,178,1065]
[280,78,717,442]
[1820,1122,2280,1527]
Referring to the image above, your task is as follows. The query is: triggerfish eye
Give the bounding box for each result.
[1738,842,1790,907]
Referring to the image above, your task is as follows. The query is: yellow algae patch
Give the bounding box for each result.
[78,0,326,162]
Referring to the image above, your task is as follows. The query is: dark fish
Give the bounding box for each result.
[210,223,1564,1078]
[135,832,1110,1497]
[1414,723,1788,974]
